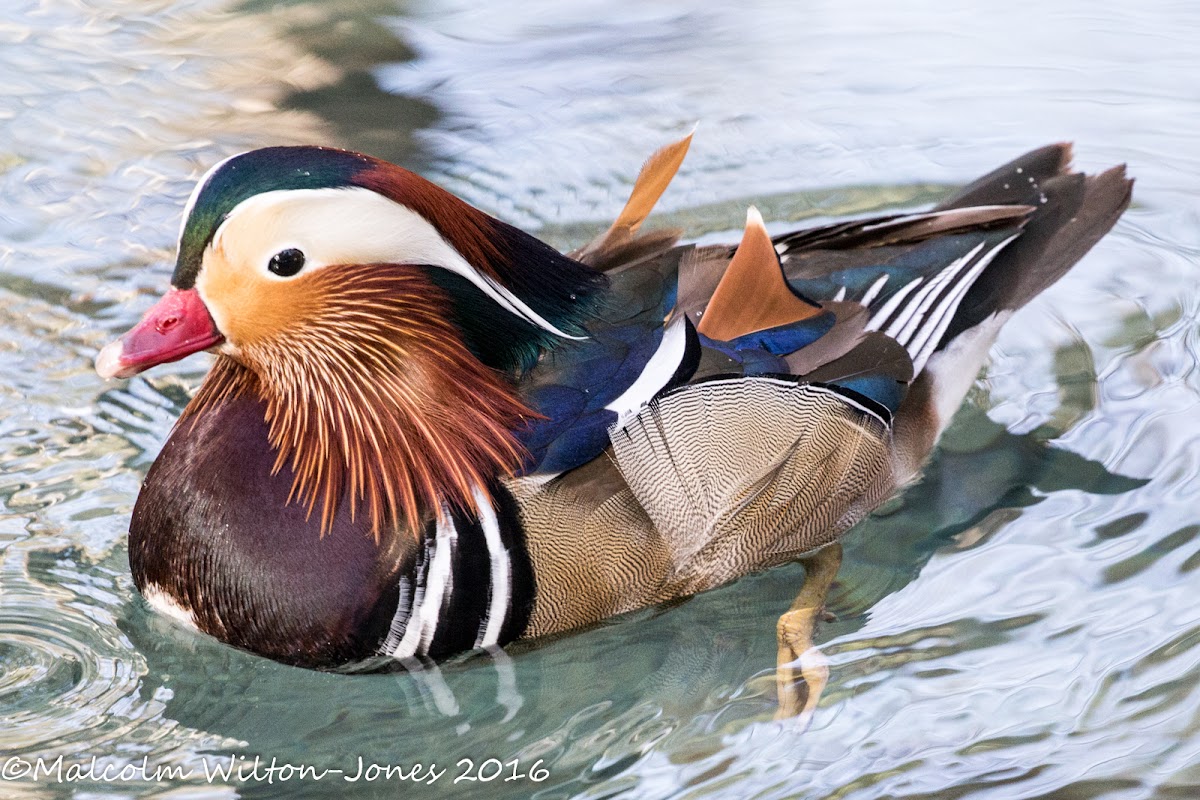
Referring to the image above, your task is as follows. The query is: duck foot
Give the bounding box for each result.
[775,543,842,722]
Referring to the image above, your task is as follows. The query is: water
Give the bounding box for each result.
[1,0,1198,797]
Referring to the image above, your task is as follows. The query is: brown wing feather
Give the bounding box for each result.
[675,244,733,322]
[800,331,915,385]
[782,301,869,376]
[575,132,694,270]
[697,207,823,341]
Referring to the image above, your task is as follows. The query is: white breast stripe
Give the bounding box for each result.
[605,317,690,428]
[379,574,414,655]
[473,486,511,649]
[390,510,458,659]
[143,584,201,632]
[832,286,847,302]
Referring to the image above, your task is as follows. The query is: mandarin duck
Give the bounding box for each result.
[96,135,1131,709]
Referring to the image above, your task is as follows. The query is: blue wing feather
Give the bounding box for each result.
[516,255,683,475]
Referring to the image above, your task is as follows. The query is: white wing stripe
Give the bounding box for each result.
[860,235,1020,375]
[910,234,1019,373]
[605,318,689,428]
[859,274,890,307]
[906,259,987,366]
[866,276,924,332]
[886,242,985,344]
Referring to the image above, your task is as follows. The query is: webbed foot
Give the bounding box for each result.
[775,543,842,722]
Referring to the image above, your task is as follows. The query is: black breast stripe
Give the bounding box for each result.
[427,512,493,658]
[380,482,535,662]
[491,483,535,646]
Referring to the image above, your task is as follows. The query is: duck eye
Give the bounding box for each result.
[268,248,306,277]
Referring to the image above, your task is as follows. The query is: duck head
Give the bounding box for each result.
[97,146,604,536]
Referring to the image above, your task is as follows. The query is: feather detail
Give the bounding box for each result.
[574,131,694,270]
[676,244,733,322]
[610,130,693,236]
[184,264,534,541]
[609,376,893,587]
[697,207,823,341]
[358,161,607,350]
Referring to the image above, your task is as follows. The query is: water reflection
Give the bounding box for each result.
[236,0,442,167]
[2,0,1199,798]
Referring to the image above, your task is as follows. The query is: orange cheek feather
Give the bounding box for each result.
[186,260,533,540]
[197,250,321,349]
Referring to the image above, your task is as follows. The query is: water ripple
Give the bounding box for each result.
[0,542,236,770]
[2,0,1200,798]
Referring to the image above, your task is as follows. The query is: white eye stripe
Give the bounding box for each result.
[207,186,582,338]
[472,485,511,651]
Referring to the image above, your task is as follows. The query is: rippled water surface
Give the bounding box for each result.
[2,1,1198,797]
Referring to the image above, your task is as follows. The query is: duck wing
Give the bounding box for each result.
[605,145,1130,578]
